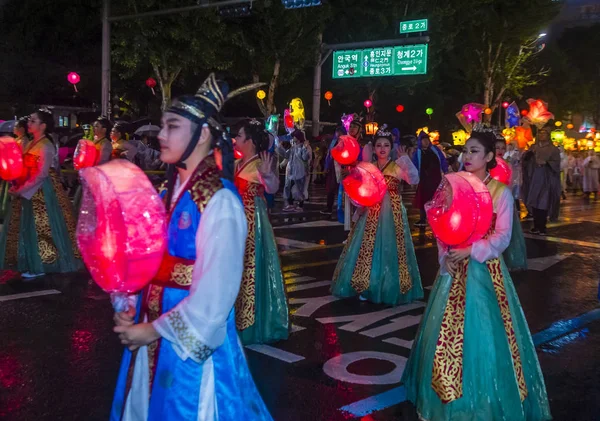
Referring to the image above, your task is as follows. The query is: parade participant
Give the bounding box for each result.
[495,138,507,159]
[280,129,308,212]
[110,74,273,421]
[583,149,600,198]
[321,127,345,216]
[92,117,114,165]
[110,122,129,160]
[0,108,81,277]
[331,129,423,306]
[412,131,448,227]
[14,116,31,150]
[233,120,289,345]
[503,140,528,271]
[302,136,313,202]
[523,126,561,235]
[263,131,278,212]
[402,131,551,421]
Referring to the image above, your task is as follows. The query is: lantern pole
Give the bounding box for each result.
[101,0,111,118]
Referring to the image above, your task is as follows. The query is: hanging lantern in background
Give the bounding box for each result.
[256,89,266,100]
[145,77,157,95]
[555,121,562,127]
[266,114,279,134]
[524,98,554,128]
[324,91,333,106]
[73,139,99,170]
[396,104,405,113]
[364,122,379,136]
[426,107,434,116]
[502,102,510,109]
[68,72,81,92]
[484,107,492,115]
[452,129,468,146]
[551,130,565,145]
[342,162,387,207]
[289,98,305,129]
[331,135,360,165]
[515,126,534,149]
[283,109,294,133]
[490,157,512,185]
[77,160,167,311]
[521,109,529,117]
[341,113,354,133]
[566,123,574,130]
[364,99,373,109]
[502,128,516,144]
[505,102,520,128]
[0,137,24,180]
[425,171,493,248]
[461,103,484,124]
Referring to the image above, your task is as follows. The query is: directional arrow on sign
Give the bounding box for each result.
[401,66,417,71]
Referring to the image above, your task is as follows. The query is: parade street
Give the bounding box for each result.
[1,185,599,421]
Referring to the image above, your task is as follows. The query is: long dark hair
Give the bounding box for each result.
[35,108,55,137]
[15,116,29,137]
[468,131,497,170]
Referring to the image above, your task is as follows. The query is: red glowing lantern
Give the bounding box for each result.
[77,160,167,308]
[67,72,80,92]
[502,101,510,109]
[396,104,405,113]
[342,162,387,207]
[324,91,333,101]
[73,139,99,170]
[364,99,373,108]
[146,77,157,95]
[284,108,295,133]
[425,171,493,248]
[521,109,529,117]
[234,149,243,160]
[0,137,24,181]
[490,157,512,186]
[331,135,360,165]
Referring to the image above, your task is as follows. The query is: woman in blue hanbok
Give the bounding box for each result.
[331,130,423,306]
[402,132,551,421]
[110,74,273,421]
[233,120,289,345]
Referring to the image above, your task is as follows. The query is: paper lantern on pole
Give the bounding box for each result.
[145,77,157,95]
[521,109,528,117]
[566,123,574,130]
[68,72,80,92]
[76,160,167,310]
[0,136,24,180]
[364,99,373,109]
[502,102,510,109]
[505,102,520,128]
[484,107,492,115]
[461,103,484,124]
[256,89,266,100]
[342,162,387,207]
[425,171,493,248]
[324,91,333,106]
[73,139,99,170]
[331,135,360,165]
[490,157,512,186]
[396,104,405,113]
[364,122,379,136]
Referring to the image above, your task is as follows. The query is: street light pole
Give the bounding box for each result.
[101,0,111,117]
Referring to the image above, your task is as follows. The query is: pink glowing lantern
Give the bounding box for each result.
[342,162,387,207]
[461,103,485,124]
[425,171,493,248]
[0,136,24,181]
[331,135,360,165]
[364,99,373,109]
[68,72,80,92]
[490,157,512,186]
[341,113,354,133]
[73,139,98,170]
[77,160,167,310]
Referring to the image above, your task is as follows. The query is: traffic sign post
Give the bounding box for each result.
[332,44,427,79]
[400,19,428,34]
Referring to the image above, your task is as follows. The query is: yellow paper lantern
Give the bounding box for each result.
[502,128,516,144]
[256,90,266,100]
[365,122,379,136]
[555,121,562,127]
[452,129,468,146]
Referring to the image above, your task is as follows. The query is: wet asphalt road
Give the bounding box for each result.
[1,187,600,421]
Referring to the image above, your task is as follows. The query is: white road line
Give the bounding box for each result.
[360,315,422,338]
[276,237,324,249]
[383,338,414,349]
[0,289,61,302]
[245,344,305,363]
[291,324,306,333]
[523,234,600,249]
[287,281,331,292]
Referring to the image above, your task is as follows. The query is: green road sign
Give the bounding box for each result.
[400,19,428,34]
[332,44,427,79]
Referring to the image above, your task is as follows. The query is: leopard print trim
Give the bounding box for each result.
[387,176,412,294]
[350,202,381,293]
[166,309,214,363]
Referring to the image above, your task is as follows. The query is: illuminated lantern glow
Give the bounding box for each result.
[256,89,266,100]
[505,102,520,128]
[68,72,80,92]
[341,113,354,133]
[73,139,99,170]
[502,102,510,109]
[289,98,305,129]
[524,98,554,128]
[426,107,434,115]
[146,77,157,95]
[0,136,24,180]
[266,114,279,134]
[452,129,468,146]
[515,126,533,149]
[521,109,529,117]
[77,160,167,305]
[284,109,295,133]
[324,91,333,101]
[551,130,565,145]
[566,123,574,130]
[364,122,379,136]
[331,135,360,165]
[396,104,405,113]
[425,171,493,248]
[502,128,516,144]
[429,130,440,144]
[461,103,484,123]
[484,107,492,115]
[364,99,373,108]
[555,121,562,127]
[342,162,387,207]
[490,157,512,185]
[234,149,243,160]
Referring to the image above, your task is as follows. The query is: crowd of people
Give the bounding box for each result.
[5,73,600,420]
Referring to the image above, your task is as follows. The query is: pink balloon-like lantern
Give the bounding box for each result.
[426,171,493,248]
[331,135,360,165]
[76,160,167,310]
[67,72,80,92]
[0,137,24,181]
[342,162,387,207]
[73,139,98,170]
[490,157,512,186]
[364,99,373,108]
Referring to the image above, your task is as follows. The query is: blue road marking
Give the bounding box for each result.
[533,308,600,347]
[339,386,406,417]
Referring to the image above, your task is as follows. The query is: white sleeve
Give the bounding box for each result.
[470,187,514,263]
[258,168,280,194]
[153,188,247,363]
[394,155,420,185]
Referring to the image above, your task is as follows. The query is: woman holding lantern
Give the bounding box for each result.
[233,119,289,345]
[331,129,423,306]
[109,74,273,421]
[402,132,551,421]
[0,108,81,278]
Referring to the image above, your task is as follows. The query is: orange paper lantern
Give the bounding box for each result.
[490,157,512,186]
[331,135,360,165]
[0,137,24,181]
[74,139,99,170]
[515,126,533,149]
[425,171,493,248]
[484,107,492,115]
[342,162,387,207]
[324,91,333,101]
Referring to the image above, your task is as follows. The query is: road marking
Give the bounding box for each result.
[282,260,339,271]
[323,351,406,385]
[383,338,414,349]
[285,276,316,285]
[276,237,324,250]
[533,308,600,347]
[316,302,425,332]
[526,254,571,271]
[291,324,306,333]
[290,295,342,317]
[287,281,331,292]
[0,289,61,302]
[280,243,344,256]
[283,271,299,278]
[523,234,600,249]
[360,315,422,338]
[245,344,305,363]
[340,386,406,417]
